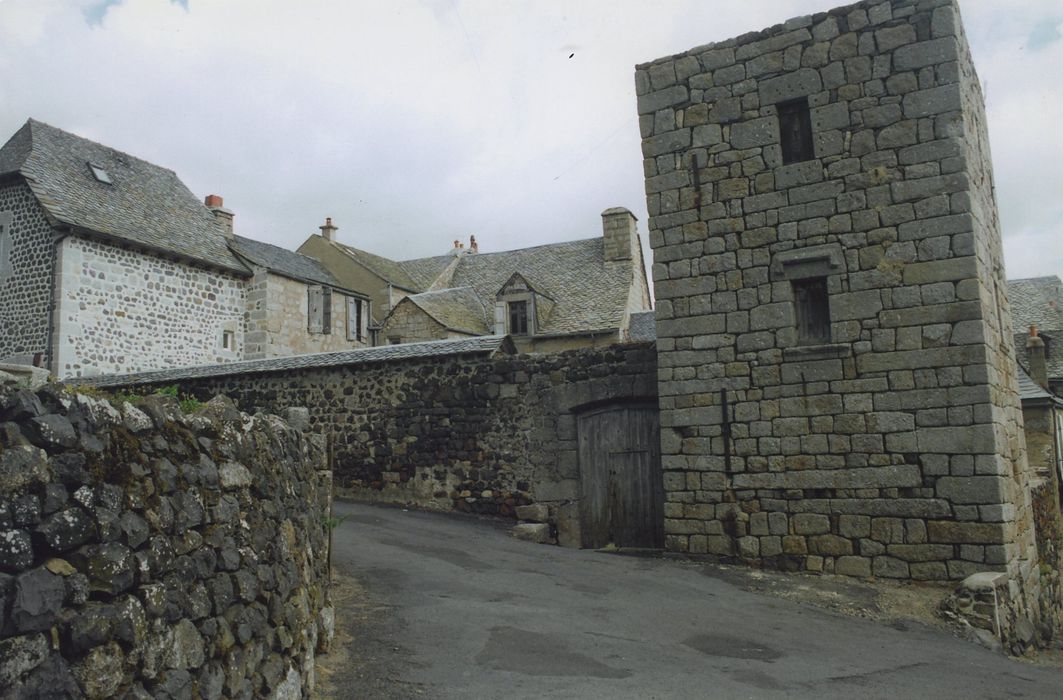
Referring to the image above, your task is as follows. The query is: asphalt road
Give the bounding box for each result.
[325,501,1063,699]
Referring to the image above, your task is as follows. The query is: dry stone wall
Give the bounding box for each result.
[0,182,55,366]
[0,381,332,699]
[637,0,1038,597]
[104,343,657,548]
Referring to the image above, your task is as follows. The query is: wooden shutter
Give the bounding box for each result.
[308,286,323,333]
[322,287,332,334]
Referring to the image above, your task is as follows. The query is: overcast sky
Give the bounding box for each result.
[1,0,1060,283]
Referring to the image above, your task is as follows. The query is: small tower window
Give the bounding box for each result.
[222,330,235,350]
[793,277,830,344]
[508,300,528,335]
[778,98,814,164]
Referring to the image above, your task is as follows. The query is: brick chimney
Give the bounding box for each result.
[205,194,233,236]
[601,207,637,261]
[319,217,338,242]
[1027,325,1049,389]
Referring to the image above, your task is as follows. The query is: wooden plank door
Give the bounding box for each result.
[577,404,663,549]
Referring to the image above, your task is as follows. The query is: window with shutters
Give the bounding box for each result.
[346,296,364,341]
[308,286,332,334]
[508,300,528,335]
[792,277,830,344]
[778,98,814,164]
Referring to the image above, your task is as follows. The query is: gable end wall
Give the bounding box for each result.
[0,181,56,365]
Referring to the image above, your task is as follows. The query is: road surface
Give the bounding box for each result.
[323,501,1063,699]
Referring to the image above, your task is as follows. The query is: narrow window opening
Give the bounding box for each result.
[793,277,830,344]
[388,336,402,345]
[222,330,235,350]
[778,98,814,164]
[508,300,528,335]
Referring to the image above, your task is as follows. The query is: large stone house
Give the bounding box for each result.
[297,208,653,352]
[0,119,370,378]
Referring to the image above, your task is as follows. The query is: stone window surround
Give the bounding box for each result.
[771,244,850,361]
[495,289,538,336]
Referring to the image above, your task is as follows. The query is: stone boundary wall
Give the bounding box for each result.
[0,382,332,698]
[103,343,658,547]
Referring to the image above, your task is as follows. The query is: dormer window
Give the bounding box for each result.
[509,301,529,335]
[88,162,112,184]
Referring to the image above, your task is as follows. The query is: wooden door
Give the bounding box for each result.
[578,404,663,549]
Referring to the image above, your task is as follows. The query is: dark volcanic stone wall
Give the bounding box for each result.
[120,343,658,546]
[0,181,55,365]
[0,381,332,699]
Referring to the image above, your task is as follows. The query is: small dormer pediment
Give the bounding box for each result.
[496,272,538,300]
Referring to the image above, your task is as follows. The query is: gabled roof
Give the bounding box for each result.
[85,335,516,388]
[447,237,631,334]
[399,287,491,336]
[0,119,247,274]
[230,234,364,294]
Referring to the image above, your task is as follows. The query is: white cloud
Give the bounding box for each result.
[0,0,1060,282]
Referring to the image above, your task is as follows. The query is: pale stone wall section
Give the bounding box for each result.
[244,267,368,360]
[53,236,246,378]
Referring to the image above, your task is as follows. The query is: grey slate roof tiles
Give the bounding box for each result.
[1009,276,1063,331]
[447,237,631,334]
[627,310,657,342]
[1017,366,1062,403]
[0,119,248,274]
[229,234,349,290]
[1009,276,1063,380]
[86,335,514,388]
[403,286,491,335]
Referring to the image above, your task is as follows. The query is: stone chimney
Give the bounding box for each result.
[1027,325,1049,389]
[205,194,233,236]
[319,217,338,242]
[601,207,637,261]
[469,235,478,254]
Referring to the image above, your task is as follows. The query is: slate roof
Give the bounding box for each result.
[1009,276,1063,331]
[402,287,490,335]
[627,310,657,342]
[85,335,515,388]
[1009,276,1063,380]
[1017,366,1063,404]
[338,235,641,337]
[229,234,355,291]
[0,119,247,274]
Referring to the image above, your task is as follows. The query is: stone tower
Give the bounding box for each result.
[636,0,1038,600]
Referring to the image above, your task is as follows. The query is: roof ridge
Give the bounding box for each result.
[27,118,181,177]
[399,235,602,263]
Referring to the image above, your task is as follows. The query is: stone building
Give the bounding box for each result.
[1010,275,1063,395]
[298,207,652,352]
[636,0,1041,603]
[0,119,370,377]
